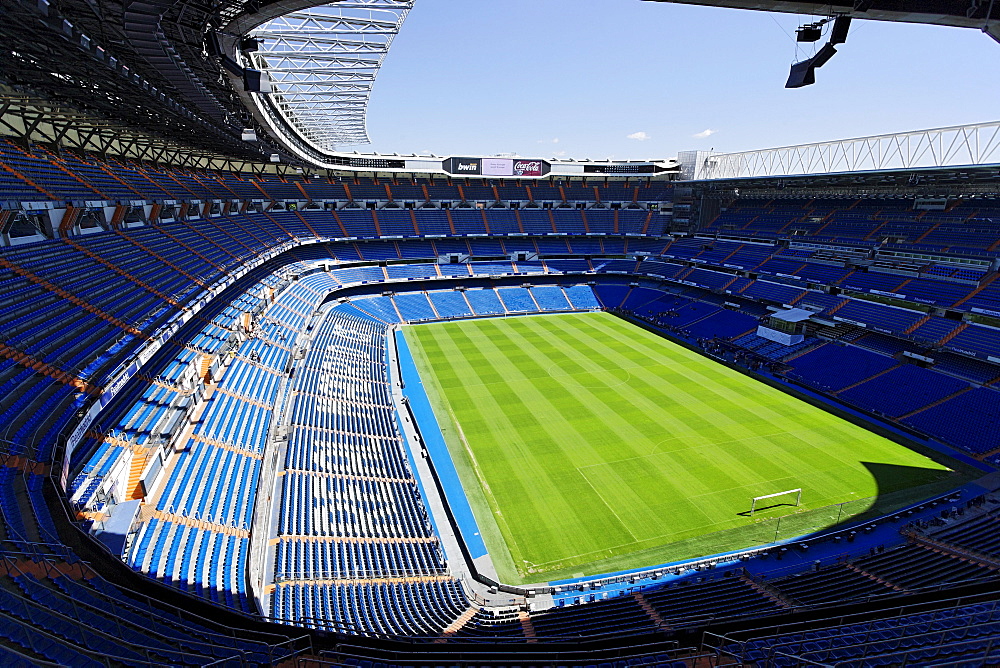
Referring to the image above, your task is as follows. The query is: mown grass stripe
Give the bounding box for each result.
[444,319,639,564]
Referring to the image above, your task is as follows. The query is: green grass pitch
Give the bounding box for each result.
[405,311,971,584]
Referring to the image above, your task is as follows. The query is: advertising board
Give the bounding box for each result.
[445,156,549,177]
[444,158,481,175]
[482,158,513,176]
[512,159,544,177]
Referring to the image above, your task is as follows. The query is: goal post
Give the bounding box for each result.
[750,488,802,516]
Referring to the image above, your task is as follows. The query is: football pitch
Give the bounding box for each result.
[405,311,971,584]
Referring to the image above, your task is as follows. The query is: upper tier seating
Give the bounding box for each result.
[0,204,995,475]
[704,196,1000,256]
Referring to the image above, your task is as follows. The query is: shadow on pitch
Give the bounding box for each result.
[732,461,960,525]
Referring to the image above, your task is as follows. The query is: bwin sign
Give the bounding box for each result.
[445,158,482,175]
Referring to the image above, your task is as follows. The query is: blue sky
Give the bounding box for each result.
[356,0,1000,160]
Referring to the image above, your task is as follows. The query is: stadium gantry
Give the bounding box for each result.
[244,1,415,150]
[2,0,1000,666]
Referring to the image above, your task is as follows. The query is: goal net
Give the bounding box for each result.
[750,488,802,516]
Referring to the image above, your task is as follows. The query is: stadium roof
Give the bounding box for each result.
[1,0,997,169]
[244,1,413,150]
[680,121,1000,181]
[647,0,1000,40]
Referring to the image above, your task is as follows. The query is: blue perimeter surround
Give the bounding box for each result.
[395,330,489,561]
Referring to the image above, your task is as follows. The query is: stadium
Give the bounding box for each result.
[1,0,1000,665]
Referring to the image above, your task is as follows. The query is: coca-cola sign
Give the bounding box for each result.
[513,160,543,177]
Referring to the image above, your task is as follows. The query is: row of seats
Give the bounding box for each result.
[66,266,300,515]
[0,548,299,664]
[705,196,1000,255]
[1,184,998,659]
[346,284,600,325]
[118,272,339,609]
[2,214,996,469]
[729,600,1000,667]
[586,279,1000,458]
[272,580,469,637]
[274,538,446,582]
[128,517,250,609]
[0,139,671,204]
[270,306,468,634]
[730,333,816,361]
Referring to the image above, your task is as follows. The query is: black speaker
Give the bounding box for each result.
[830,16,852,44]
[243,68,271,93]
[812,42,838,68]
[785,42,838,88]
[239,37,260,52]
[785,60,816,88]
[796,25,822,42]
[220,56,243,76]
[205,31,225,57]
